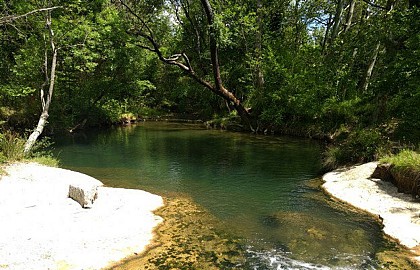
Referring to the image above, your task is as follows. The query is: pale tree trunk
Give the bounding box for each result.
[360,0,394,94]
[24,8,57,155]
[361,42,380,93]
[344,0,355,33]
[321,14,332,53]
[331,0,344,42]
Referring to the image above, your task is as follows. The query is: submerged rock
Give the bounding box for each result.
[111,196,247,270]
[263,211,375,267]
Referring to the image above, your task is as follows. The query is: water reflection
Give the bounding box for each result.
[53,122,396,269]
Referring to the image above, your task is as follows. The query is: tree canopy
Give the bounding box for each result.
[1,0,419,161]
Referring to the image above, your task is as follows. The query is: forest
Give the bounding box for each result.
[0,0,419,167]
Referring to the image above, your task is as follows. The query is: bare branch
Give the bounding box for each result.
[119,0,155,39]
[135,43,156,52]
[312,17,328,26]
[182,53,192,71]
[0,6,62,25]
[167,54,182,61]
[169,0,184,26]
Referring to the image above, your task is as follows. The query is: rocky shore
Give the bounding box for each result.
[0,163,163,270]
[322,162,420,264]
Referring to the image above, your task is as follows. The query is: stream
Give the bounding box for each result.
[53,122,403,269]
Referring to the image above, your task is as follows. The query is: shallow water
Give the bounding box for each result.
[53,122,398,269]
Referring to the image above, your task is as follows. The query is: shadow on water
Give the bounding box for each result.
[53,122,418,269]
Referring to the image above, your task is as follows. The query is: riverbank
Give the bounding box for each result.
[322,162,420,265]
[0,162,163,270]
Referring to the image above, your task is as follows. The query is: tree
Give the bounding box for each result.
[23,4,58,154]
[117,0,254,130]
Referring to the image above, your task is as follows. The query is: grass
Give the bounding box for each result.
[0,130,26,162]
[380,149,420,196]
[29,156,59,167]
[380,149,420,172]
[0,130,59,169]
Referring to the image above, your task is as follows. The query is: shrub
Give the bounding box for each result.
[0,131,59,166]
[323,128,391,169]
[322,145,344,170]
[28,136,54,158]
[0,130,26,161]
[0,151,6,164]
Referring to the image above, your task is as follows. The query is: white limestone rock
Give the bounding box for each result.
[68,175,103,208]
[69,183,99,208]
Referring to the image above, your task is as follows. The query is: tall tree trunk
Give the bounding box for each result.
[344,0,356,33]
[321,14,333,53]
[331,0,344,42]
[255,0,264,101]
[294,0,301,49]
[119,0,254,130]
[24,8,57,155]
[200,0,253,129]
[361,42,380,93]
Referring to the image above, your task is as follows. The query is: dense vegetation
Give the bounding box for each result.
[0,0,419,165]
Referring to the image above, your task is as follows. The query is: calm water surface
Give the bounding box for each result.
[53,122,389,269]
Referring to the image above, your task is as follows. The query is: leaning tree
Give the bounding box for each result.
[117,0,255,130]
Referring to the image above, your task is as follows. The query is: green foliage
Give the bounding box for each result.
[323,128,391,169]
[0,84,36,98]
[0,131,26,162]
[0,0,418,166]
[29,156,59,167]
[28,136,55,158]
[0,130,58,165]
[381,150,420,172]
[0,150,6,164]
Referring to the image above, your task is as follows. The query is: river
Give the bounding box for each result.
[53,122,401,269]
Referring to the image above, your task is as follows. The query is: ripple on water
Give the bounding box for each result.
[245,248,376,270]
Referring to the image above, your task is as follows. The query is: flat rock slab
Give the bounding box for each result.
[0,163,163,270]
[323,162,420,262]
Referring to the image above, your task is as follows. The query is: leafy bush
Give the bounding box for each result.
[28,136,56,159]
[0,151,6,164]
[0,131,26,161]
[0,131,59,166]
[323,128,391,169]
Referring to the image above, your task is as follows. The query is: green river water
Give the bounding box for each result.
[53,122,404,269]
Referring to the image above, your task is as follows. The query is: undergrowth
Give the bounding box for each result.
[381,149,420,173]
[322,127,391,170]
[0,130,59,167]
